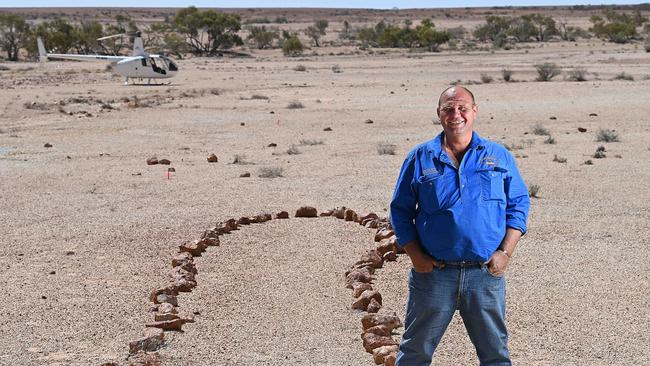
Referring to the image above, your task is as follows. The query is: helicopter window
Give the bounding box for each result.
[141,59,147,67]
[168,61,178,72]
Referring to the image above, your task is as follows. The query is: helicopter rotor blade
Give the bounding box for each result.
[97,32,141,41]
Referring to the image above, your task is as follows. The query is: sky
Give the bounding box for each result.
[2,1,646,9]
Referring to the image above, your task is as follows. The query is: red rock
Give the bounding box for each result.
[347,263,375,276]
[178,240,207,256]
[251,213,272,223]
[128,328,164,353]
[578,127,587,132]
[344,209,358,222]
[352,282,373,298]
[372,345,399,365]
[169,266,196,283]
[146,157,158,165]
[275,211,289,219]
[238,216,251,225]
[207,153,218,162]
[359,212,379,222]
[158,159,171,165]
[357,250,383,268]
[239,172,251,177]
[319,209,334,217]
[198,236,219,247]
[171,277,196,292]
[383,251,397,261]
[128,351,162,366]
[332,207,346,219]
[295,206,318,217]
[376,239,394,256]
[158,302,176,314]
[362,332,399,353]
[365,325,391,337]
[367,298,382,313]
[201,229,219,239]
[154,312,180,321]
[171,252,194,268]
[364,219,379,229]
[352,290,382,311]
[215,219,239,233]
[361,313,403,332]
[154,293,178,306]
[345,267,372,288]
[384,352,397,366]
[374,228,395,242]
[149,286,179,303]
[146,318,187,331]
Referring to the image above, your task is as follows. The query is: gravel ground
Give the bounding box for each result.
[1,39,649,365]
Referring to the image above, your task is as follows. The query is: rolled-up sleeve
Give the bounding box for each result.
[390,153,419,246]
[503,151,530,235]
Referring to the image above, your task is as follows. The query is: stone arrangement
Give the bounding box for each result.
[126,206,404,365]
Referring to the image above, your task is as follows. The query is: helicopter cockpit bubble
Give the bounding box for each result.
[161,56,178,72]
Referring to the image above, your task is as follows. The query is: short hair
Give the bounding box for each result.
[438,86,475,107]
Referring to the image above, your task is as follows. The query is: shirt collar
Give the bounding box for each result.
[427,131,485,160]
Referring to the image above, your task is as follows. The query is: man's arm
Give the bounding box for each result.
[486,227,522,276]
[402,240,444,273]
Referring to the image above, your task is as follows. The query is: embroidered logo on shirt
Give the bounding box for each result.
[422,168,440,176]
[481,156,498,166]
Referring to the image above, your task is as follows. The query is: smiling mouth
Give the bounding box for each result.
[449,120,465,126]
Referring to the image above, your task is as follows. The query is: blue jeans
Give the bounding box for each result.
[396,265,511,366]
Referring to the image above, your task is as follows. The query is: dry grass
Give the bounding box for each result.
[287,101,304,109]
[528,184,541,198]
[532,124,551,136]
[377,143,397,155]
[258,167,283,178]
[299,139,324,146]
[286,145,301,155]
[596,129,620,142]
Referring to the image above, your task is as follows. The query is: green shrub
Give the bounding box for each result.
[480,73,494,83]
[258,167,283,178]
[612,72,634,81]
[282,36,303,56]
[595,129,620,142]
[502,69,514,82]
[287,101,304,109]
[535,62,561,81]
[532,124,551,136]
[377,143,397,155]
[567,67,588,81]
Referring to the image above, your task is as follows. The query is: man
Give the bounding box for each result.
[389,86,530,365]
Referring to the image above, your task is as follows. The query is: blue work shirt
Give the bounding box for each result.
[390,132,530,262]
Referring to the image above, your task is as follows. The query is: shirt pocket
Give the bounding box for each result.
[477,167,507,201]
[417,173,447,214]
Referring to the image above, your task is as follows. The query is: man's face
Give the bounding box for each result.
[436,88,478,139]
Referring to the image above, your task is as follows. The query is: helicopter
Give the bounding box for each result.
[37,33,178,85]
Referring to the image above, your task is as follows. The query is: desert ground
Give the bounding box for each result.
[1,7,650,366]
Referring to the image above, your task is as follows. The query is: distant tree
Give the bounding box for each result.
[162,33,188,59]
[339,20,353,40]
[75,21,104,54]
[357,26,378,45]
[473,15,512,42]
[31,18,77,54]
[0,13,30,61]
[414,19,450,51]
[523,14,559,41]
[173,6,243,55]
[248,26,278,49]
[590,13,638,43]
[304,20,328,47]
